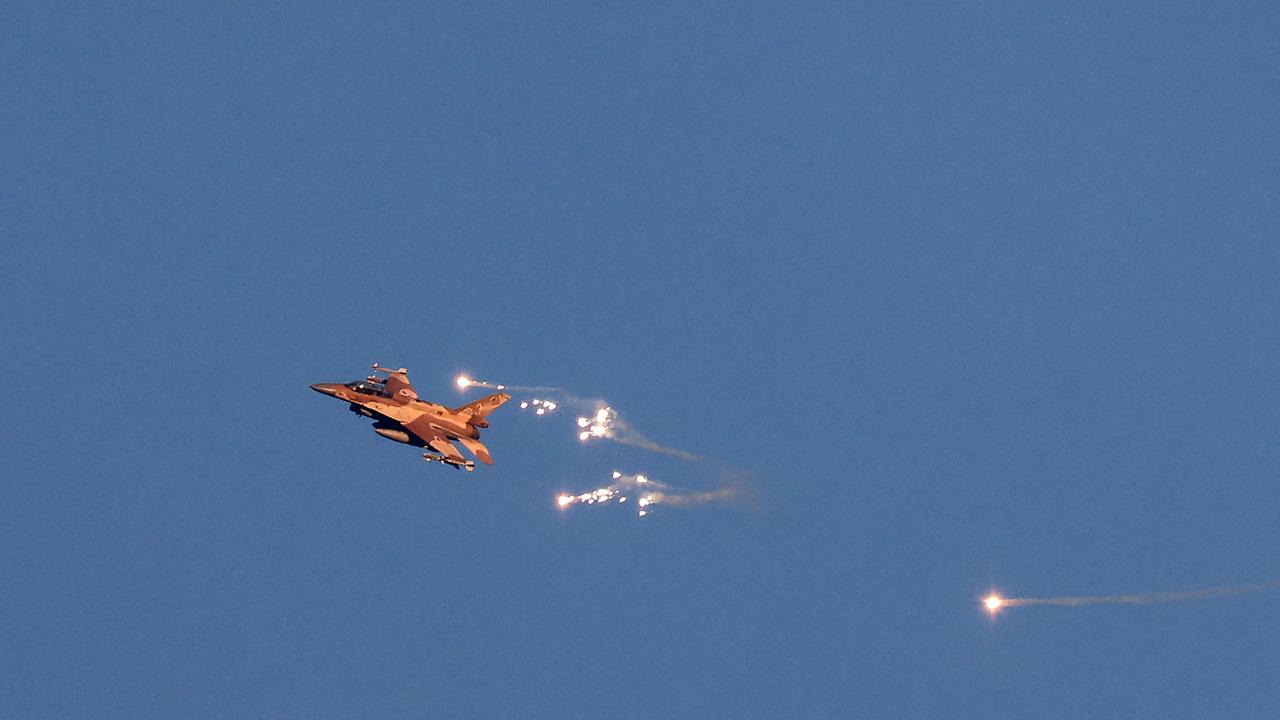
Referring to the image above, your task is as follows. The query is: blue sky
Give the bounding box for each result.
[4,3,1280,717]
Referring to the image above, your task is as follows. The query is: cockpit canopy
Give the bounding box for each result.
[345,381,393,398]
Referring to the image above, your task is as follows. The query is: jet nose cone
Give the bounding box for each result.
[310,383,339,397]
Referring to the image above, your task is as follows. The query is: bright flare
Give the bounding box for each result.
[456,375,472,389]
[984,595,1003,612]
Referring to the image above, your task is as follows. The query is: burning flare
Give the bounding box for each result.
[456,373,563,393]
[455,374,505,390]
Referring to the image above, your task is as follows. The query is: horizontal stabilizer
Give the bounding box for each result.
[455,436,494,465]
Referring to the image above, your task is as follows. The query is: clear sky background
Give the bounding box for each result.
[4,3,1280,718]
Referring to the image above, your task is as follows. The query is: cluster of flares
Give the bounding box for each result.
[457,374,701,462]
[576,407,614,441]
[983,577,1280,615]
[556,471,658,517]
[576,405,703,461]
[520,398,558,416]
[456,372,733,522]
[556,471,737,518]
[456,369,1276,625]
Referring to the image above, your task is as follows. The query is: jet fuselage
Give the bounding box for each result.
[309,382,480,442]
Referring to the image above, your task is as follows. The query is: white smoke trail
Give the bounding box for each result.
[986,578,1280,612]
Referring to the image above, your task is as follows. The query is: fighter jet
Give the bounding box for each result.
[310,364,510,471]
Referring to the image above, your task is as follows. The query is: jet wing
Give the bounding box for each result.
[426,436,467,465]
[403,417,465,461]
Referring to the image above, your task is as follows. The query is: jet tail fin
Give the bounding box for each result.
[453,392,511,427]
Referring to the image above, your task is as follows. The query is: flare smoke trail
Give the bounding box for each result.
[557,471,738,518]
[986,578,1280,611]
[458,374,703,462]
